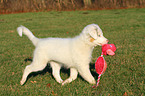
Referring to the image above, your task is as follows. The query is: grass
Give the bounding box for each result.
[0,8,145,96]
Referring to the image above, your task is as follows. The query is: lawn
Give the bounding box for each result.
[0,8,145,96]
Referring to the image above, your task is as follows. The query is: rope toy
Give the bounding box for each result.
[92,44,116,88]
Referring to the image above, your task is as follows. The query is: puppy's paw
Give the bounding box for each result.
[61,78,72,85]
[56,79,63,84]
[89,80,96,85]
[62,81,68,85]
[20,80,25,85]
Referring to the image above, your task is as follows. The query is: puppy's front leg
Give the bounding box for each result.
[62,68,78,85]
[50,62,63,83]
[78,65,96,84]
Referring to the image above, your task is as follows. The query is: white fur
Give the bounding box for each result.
[18,24,108,85]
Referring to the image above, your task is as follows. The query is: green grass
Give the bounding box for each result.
[0,8,145,96]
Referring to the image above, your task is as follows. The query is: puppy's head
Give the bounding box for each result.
[82,24,108,46]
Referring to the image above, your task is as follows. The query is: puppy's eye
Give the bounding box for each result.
[98,35,101,37]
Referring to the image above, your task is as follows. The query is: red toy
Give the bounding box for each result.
[92,44,116,88]
[102,44,116,56]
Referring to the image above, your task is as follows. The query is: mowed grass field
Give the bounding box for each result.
[0,8,145,96]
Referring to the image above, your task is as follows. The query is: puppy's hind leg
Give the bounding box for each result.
[50,62,63,83]
[20,54,48,85]
[62,68,78,85]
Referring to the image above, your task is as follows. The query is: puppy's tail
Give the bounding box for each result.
[17,25,39,46]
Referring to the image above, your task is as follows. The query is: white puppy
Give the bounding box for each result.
[17,24,108,85]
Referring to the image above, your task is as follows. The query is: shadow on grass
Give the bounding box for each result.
[23,57,98,85]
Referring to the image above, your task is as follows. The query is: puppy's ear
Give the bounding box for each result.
[83,24,101,39]
[89,29,98,39]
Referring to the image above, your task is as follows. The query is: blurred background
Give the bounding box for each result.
[0,0,145,14]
